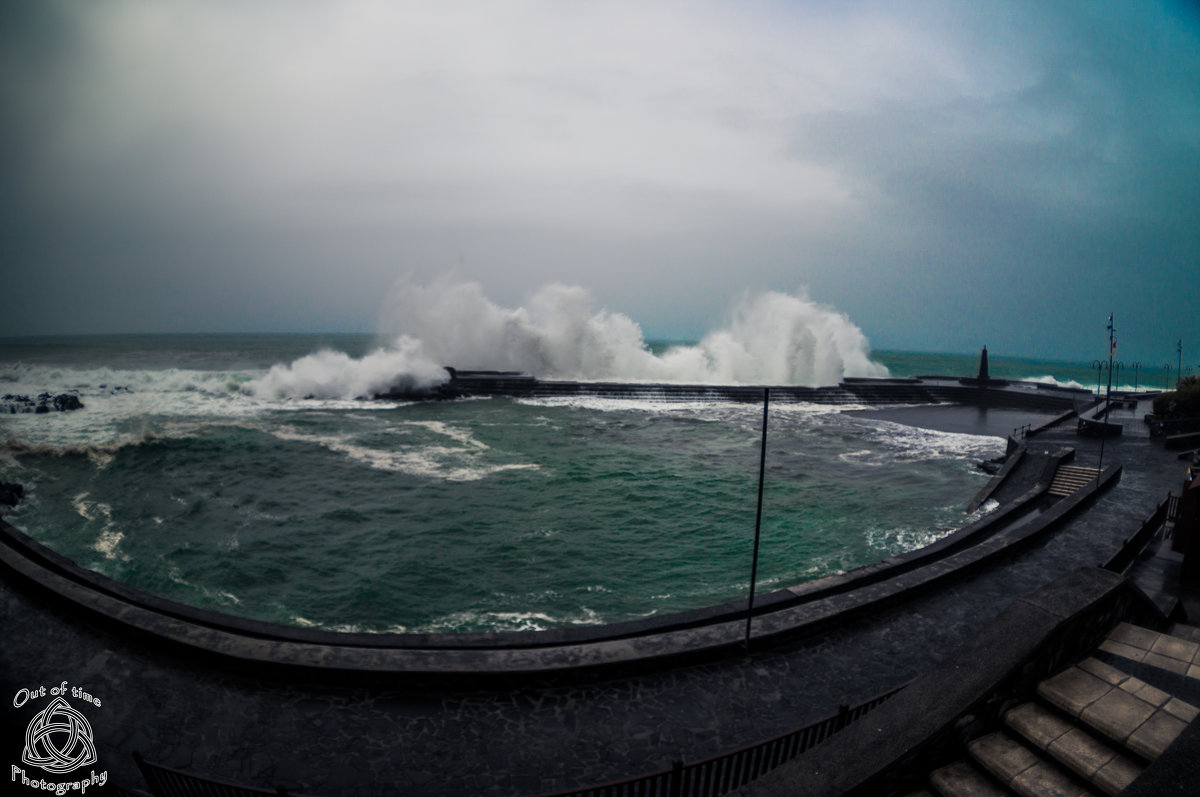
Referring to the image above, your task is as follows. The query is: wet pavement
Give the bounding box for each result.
[0,396,1191,796]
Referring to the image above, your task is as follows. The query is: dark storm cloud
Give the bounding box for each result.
[774,1,1200,357]
[2,1,1197,361]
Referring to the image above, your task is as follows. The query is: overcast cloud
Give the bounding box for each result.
[2,0,1198,360]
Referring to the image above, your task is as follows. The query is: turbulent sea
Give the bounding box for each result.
[0,333,1152,634]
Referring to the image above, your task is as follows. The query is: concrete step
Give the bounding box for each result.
[1036,657,1197,761]
[967,731,1096,796]
[1004,702,1142,795]
[1168,622,1200,645]
[929,759,1010,796]
[1098,622,1200,680]
[1047,466,1101,497]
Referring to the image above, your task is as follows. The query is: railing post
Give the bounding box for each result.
[669,759,684,797]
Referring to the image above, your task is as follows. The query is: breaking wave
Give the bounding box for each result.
[1020,374,1090,391]
[247,279,888,399]
[247,338,447,401]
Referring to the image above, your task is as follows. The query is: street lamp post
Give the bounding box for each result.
[1178,339,1183,388]
[1098,315,1115,484]
[1131,361,1142,392]
[1113,361,1125,395]
[1165,364,1174,391]
[1092,359,1109,396]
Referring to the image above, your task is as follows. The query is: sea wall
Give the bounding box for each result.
[0,450,1121,681]
[379,370,1089,413]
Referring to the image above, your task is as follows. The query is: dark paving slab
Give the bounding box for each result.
[0,401,1189,796]
[1118,713,1200,796]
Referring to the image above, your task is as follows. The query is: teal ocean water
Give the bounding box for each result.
[0,334,1166,633]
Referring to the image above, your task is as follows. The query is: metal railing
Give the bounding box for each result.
[124,683,906,797]
[532,682,908,797]
[133,752,313,797]
[1167,493,1181,537]
[1103,493,1176,574]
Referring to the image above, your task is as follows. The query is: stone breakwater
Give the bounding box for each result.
[377,369,1092,413]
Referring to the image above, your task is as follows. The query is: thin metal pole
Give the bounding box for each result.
[1098,315,1114,485]
[745,387,769,651]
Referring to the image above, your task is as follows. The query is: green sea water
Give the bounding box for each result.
[0,335,1159,632]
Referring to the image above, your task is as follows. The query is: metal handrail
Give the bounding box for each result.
[530,681,909,797]
[1102,493,1176,574]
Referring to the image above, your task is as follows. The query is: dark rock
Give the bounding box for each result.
[53,394,84,411]
[976,455,1006,475]
[0,482,24,507]
[0,392,84,413]
[2,394,35,413]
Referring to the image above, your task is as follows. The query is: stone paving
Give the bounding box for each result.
[966,731,1095,797]
[1005,701,1142,794]
[858,621,1200,797]
[0,397,1191,796]
[1037,656,1198,761]
[1100,622,1200,679]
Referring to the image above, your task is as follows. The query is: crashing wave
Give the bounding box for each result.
[246,280,888,400]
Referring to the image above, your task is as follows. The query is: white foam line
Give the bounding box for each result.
[166,566,242,606]
[854,419,1005,461]
[267,425,538,482]
[399,420,488,449]
[73,492,127,560]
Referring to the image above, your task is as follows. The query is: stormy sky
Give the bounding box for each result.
[2,1,1198,361]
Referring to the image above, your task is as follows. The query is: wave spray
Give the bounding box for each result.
[249,279,888,399]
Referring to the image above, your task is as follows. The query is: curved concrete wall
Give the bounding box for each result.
[0,449,1121,679]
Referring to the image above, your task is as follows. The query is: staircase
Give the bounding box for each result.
[918,622,1200,796]
[1047,466,1102,498]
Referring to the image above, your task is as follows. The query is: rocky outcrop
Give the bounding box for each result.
[2,392,85,414]
[0,482,24,507]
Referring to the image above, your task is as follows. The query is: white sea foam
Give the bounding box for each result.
[865,524,951,553]
[166,566,242,606]
[72,492,126,561]
[414,607,606,633]
[383,279,888,384]
[974,499,1000,516]
[1021,374,1090,391]
[246,339,447,401]
[517,396,744,414]
[0,358,418,457]
[853,419,1005,462]
[399,420,488,449]
[265,423,538,482]
[243,280,888,401]
[838,449,882,467]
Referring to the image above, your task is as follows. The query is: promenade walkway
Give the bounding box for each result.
[0,397,1189,796]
